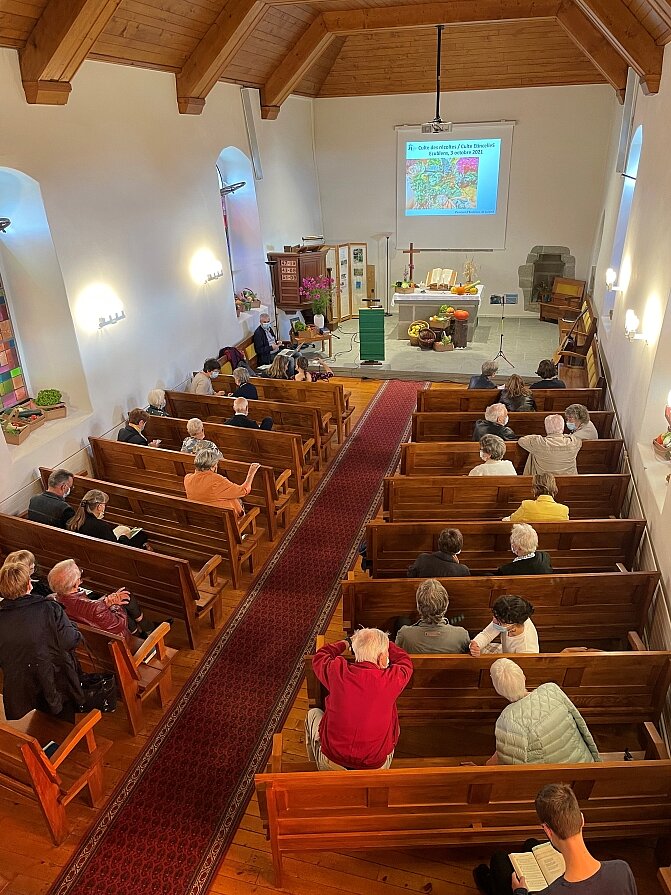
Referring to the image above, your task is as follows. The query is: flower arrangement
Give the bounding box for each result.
[299,275,333,316]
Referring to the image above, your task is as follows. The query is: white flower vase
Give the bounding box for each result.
[313,313,325,330]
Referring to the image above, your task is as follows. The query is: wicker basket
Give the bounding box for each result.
[418,328,436,350]
[434,341,454,352]
[408,320,429,346]
[652,439,671,462]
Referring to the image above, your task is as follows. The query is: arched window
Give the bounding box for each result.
[0,271,28,408]
[605,125,642,317]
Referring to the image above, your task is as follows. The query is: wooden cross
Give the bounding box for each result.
[402,242,423,282]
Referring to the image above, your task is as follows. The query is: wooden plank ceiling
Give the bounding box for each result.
[1,0,670,116]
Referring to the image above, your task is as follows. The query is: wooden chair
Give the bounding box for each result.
[89,437,292,541]
[0,709,111,845]
[539,276,586,323]
[76,622,176,736]
[417,387,604,413]
[256,759,671,887]
[398,440,624,476]
[164,390,334,468]
[40,468,260,589]
[143,415,314,502]
[411,411,614,442]
[366,519,647,577]
[211,374,355,443]
[382,473,630,522]
[0,513,224,649]
[341,570,659,651]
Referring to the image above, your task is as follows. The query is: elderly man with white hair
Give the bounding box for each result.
[518,413,581,476]
[488,657,600,765]
[472,403,517,443]
[306,629,413,771]
[180,418,222,457]
[497,524,553,575]
[224,397,273,430]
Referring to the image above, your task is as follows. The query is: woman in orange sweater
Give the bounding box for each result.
[184,448,260,516]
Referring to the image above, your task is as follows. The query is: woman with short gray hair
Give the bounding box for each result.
[496,524,553,575]
[489,658,599,765]
[565,403,599,441]
[396,579,470,653]
[184,448,260,516]
[146,389,169,416]
[230,365,258,401]
[181,419,222,459]
[469,434,518,477]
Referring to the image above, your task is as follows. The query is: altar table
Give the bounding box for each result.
[392,286,484,343]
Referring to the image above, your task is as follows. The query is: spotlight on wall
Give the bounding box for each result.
[219,182,246,196]
[190,248,223,286]
[99,310,126,329]
[0,218,10,234]
[624,309,645,342]
[76,283,125,334]
[605,268,623,291]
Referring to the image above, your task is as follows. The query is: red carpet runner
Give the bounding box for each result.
[51,379,421,895]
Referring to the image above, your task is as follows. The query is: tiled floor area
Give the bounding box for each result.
[328,311,561,379]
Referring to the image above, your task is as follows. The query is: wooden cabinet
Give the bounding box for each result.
[267,250,328,312]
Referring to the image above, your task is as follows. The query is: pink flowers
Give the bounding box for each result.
[299,276,334,300]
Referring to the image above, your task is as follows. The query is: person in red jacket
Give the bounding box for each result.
[306,629,413,771]
[48,558,137,638]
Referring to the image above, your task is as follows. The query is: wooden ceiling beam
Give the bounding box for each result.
[557,2,628,100]
[321,0,561,34]
[176,0,267,114]
[19,0,122,105]
[572,0,663,92]
[260,15,334,118]
[645,0,671,35]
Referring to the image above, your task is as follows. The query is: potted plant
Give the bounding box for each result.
[35,388,68,420]
[299,275,333,330]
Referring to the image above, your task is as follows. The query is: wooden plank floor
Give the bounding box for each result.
[0,376,663,895]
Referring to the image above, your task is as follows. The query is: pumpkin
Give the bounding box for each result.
[454,309,470,320]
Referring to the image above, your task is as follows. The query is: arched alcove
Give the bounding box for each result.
[216,147,268,301]
[0,168,91,414]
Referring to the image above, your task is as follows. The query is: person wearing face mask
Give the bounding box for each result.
[518,414,581,476]
[253,313,283,367]
[407,527,471,578]
[469,595,539,656]
[28,468,75,528]
[187,358,221,396]
[117,408,161,447]
[564,404,599,441]
[472,403,517,442]
[0,560,82,721]
[66,489,149,549]
[469,434,518,476]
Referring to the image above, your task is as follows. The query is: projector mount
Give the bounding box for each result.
[422,24,451,134]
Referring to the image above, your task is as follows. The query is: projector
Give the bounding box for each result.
[421,120,452,134]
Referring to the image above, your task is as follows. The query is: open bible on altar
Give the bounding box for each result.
[509,842,565,892]
[425,267,457,288]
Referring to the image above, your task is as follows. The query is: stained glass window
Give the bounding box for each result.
[0,274,28,409]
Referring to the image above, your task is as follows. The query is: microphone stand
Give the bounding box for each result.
[492,294,514,368]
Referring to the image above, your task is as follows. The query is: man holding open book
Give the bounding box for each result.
[473,784,637,894]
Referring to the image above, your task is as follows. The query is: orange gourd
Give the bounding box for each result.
[454,309,470,320]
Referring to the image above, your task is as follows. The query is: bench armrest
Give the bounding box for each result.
[51,710,102,768]
[193,554,223,588]
[275,469,292,493]
[301,438,315,458]
[133,621,171,665]
[238,507,260,535]
[627,631,647,651]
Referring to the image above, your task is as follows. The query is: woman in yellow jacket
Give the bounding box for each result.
[505,473,569,523]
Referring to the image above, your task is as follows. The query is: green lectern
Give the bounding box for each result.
[358,308,385,363]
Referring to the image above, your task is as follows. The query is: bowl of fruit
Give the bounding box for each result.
[408,320,429,346]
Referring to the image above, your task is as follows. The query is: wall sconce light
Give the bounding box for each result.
[605,268,623,291]
[624,309,646,342]
[205,269,224,284]
[98,310,126,329]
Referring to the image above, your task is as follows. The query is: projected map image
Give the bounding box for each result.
[406,155,479,211]
[405,138,501,217]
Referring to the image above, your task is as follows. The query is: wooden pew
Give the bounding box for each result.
[382,474,630,522]
[211,374,355,443]
[256,759,671,886]
[366,519,646,577]
[40,468,260,590]
[76,622,176,737]
[0,514,223,649]
[142,415,314,503]
[412,410,614,442]
[305,650,671,727]
[341,571,659,651]
[0,709,111,845]
[399,440,624,476]
[164,390,335,467]
[89,437,292,541]
[417,386,604,412]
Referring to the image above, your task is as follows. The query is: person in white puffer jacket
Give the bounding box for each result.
[488,658,600,766]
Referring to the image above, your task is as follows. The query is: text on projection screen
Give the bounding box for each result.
[396,124,513,251]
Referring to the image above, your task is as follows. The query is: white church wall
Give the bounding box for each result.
[313,86,617,316]
[0,49,322,505]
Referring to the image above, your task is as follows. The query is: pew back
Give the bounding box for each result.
[382,474,630,522]
[89,437,292,540]
[417,387,604,412]
[366,519,646,576]
[399,440,623,476]
[412,411,614,442]
[341,572,659,649]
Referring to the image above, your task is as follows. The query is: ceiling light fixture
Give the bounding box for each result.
[220,181,246,196]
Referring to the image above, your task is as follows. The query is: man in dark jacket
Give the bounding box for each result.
[472,403,517,442]
[28,468,75,528]
[408,528,471,578]
[496,523,553,575]
[0,561,82,721]
[468,360,499,389]
[118,408,161,446]
[224,397,273,431]
[253,313,282,367]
